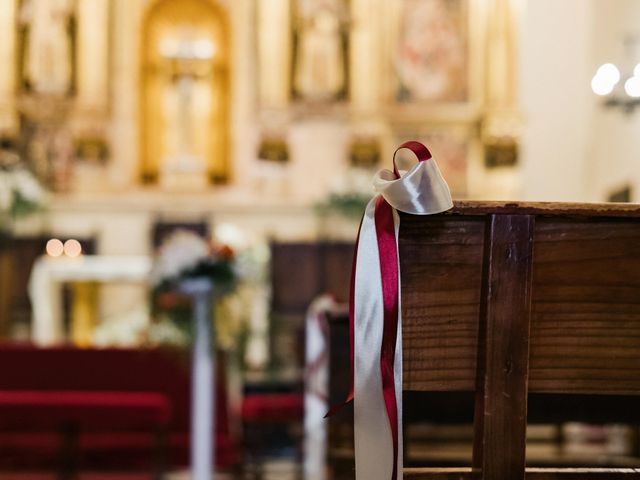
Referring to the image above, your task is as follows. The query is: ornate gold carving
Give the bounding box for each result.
[482,0,522,167]
[0,0,19,138]
[140,0,230,186]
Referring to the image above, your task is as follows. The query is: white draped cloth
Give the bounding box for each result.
[303,294,337,480]
[352,142,453,479]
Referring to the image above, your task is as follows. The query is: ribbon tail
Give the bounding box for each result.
[326,197,403,480]
[393,208,404,480]
[353,197,397,480]
[375,197,401,480]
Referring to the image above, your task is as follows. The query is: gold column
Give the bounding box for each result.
[75,0,110,122]
[350,0,381,111]
[0,0,18,137]
[483,0,523,165]
[256,0,291,109]
[0,248,12,337]
[486,0,519,109]
[71,281,98,347]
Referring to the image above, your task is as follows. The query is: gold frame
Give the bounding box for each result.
[382,0,488,123]
[139,0,231,185]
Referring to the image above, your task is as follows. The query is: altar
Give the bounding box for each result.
[29,255,151,345]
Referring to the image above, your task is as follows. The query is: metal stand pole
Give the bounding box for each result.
[181,278,215,480]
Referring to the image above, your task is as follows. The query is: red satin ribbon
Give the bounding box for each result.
[374,195,400,480]
[393,140,432,177]
[327,141,433,480]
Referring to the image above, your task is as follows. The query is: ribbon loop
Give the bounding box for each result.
[374,145,453,216]
[392,141,433,178]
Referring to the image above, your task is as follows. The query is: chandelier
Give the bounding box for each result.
[591,38,640,113]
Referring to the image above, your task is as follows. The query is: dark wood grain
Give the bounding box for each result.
[270,243,322,313]
[326,311,355,479]
[472,214,534,480]
[326,202,640,477]
[321,243,355,304]
[403,468,640,479]
[445,201,640,218]
[403,467,473,479]
[270,242,354,313]
[529,219,640,395]
[399,215,485,392]
[401,217,640,395]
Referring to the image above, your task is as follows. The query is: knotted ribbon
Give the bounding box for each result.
[333,141,453,479]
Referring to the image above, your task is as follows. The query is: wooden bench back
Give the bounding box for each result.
[400,202,640,480]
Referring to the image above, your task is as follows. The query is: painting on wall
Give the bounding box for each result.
[395,0,468,103]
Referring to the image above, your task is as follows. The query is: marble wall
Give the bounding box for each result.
[519,0,640,203]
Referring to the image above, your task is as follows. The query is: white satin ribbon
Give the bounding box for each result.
[304,294,336,480]
[374,158,453,215]
[354,157,453,479]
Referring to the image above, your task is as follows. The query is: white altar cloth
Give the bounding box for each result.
[29,255,152,345]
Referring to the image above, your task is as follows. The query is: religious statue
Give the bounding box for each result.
[293,0,348,102]
[20,0,74,95]
[141,0,230,186]
[158,31,215,188]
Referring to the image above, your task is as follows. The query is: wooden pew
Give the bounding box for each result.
[401,201,640,479]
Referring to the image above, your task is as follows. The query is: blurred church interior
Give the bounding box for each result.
[1,0,640,478]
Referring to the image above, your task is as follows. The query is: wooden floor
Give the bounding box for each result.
[403,468,640,479]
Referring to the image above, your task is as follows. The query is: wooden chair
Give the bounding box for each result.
[400,201,640,479]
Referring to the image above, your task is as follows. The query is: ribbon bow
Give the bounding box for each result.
[332,141,453,480]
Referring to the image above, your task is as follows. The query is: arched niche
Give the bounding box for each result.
[140,0,230,187]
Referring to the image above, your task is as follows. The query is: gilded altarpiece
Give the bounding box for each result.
[140,0,230,187]
[254,0,520,198]
[0,0,112,191]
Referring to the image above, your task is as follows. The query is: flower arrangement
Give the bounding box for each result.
[151,229,236,292]
[150,230,237,344]
[0,153,47,230]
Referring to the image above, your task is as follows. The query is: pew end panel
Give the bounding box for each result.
[399,201,640,480]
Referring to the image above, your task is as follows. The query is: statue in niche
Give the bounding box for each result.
[141,0,230,185]
[158,29,215,187]
[293,0,348,102]
[19,0,74,95]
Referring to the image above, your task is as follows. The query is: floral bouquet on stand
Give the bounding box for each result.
[149,230,237,346]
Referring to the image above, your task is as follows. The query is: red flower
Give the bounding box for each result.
[157,291,190,310]
[210,242,234,259]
